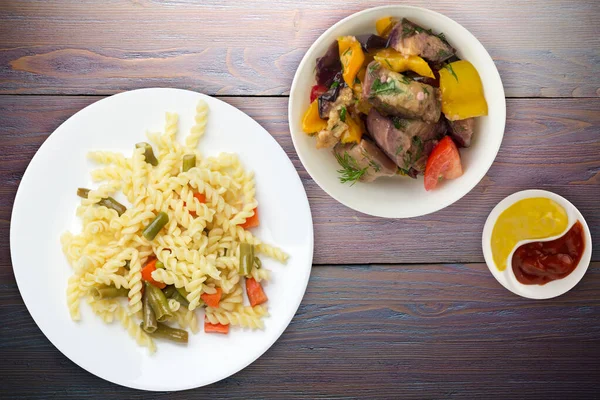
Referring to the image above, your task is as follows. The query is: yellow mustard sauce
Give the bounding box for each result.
[491,198,568,271]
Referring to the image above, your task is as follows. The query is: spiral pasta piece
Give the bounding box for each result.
[205,305,268,329]
[127,249,143,315]
[186,100,208,149]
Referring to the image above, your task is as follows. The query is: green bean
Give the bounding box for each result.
[89,286,129,301]
[76,187,127,216]
[155,260,165,269]
[163,285,177,298]
[182,154,196,172]
[254,256,262,269]
[136,142,158,166]
[163,285,190,307]
[98,197,127,216]
[239,243,255,276]
[142,284,157,333]
[145,281,172,322]
[77,188,90,198]
[142,212,169,240]
[144,322,188,344]
[176,286,190,300]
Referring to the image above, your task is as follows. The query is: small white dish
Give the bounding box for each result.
[482,190,592,299]
[10,88,314,391]
[288,5,506,218]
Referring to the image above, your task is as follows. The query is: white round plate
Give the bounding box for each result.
[289,6,506,218]
[10,88,314,391]
[482,190,592,299]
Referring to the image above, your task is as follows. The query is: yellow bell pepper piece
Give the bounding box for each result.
[340,116,364,144]
[338,36,365,87]
[375,17,396,38]
[301,100,327,134]
[374,49,434,79]
[439,60,488,121]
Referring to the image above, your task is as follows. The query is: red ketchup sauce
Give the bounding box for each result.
[512,221,585,285]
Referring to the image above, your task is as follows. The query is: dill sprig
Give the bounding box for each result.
[335,151,367,185]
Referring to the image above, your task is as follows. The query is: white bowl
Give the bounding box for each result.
[482,190,593,299]
[288,6,506,218]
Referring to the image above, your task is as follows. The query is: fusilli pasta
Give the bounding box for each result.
[62,100,286,352]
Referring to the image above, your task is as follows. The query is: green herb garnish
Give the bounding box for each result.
[369,160,381,172]
[437,32,447,42]
[330,81,339,89]
[438,49,452,60]
[339,106,347,122]
[412,136,423,161]
[397,167,411,175]
[395,144,404,155]
[368,62,380,76]
[335,152,368,185]
[423,87,429,95]
[370,78,403,96]
[403,150,412,168]
[384,59,393,70]
[402,25,415,36]
[392,117,407,131]
[343,47,352,57]
[444,63,459,82]
[354,76,361,85]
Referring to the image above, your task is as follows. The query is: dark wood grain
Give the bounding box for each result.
[0,0,599,97]
[0,95,598,270]
[1,263,599,399]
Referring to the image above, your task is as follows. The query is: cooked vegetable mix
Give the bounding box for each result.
[182,154,196,172]
[77,187,127,216]
[239,243,255,276]
[164,285,190,307]
[142,212,169,241]
[146,322,189,344]
[142,285,158,333]
[302,16,488,189]
[135,142,159,166]
[145,281,173,322]
[89,286,129,301]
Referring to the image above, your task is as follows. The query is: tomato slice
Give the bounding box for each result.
[424,136,463,191]
[310,85,328,103]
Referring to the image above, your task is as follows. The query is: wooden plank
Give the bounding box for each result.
[0,95,598,270]
[0,0,598,97]
[0,263,599,398]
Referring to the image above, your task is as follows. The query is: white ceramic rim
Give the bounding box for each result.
[288,5,506,218]
[482,189,592,299]
[10,88,315,391]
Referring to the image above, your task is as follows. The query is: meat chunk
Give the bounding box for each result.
[363,61,441,123]
[315,87,355,149]
[387,18,455,63]
[333,138,397,183]
[448,118,475,148]
[366,108,446,173]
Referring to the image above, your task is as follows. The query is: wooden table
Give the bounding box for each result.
[1,1,599,398]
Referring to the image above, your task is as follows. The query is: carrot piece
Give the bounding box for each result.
[204,319,229,334]
[240,207,259,229]
[141,259,166,289]
[186,193,206,217]
[245,277,268,307]
[201,287,222,308]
